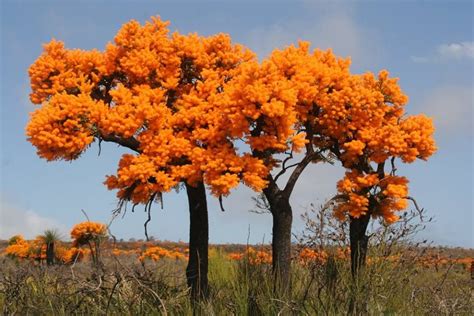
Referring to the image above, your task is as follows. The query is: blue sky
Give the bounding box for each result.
[1,0,472,247]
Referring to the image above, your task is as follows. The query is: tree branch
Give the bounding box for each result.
[99,133,141,153]
[282,151,320,198]
[273,150,296,183]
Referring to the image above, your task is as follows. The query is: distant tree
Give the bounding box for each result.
[41,229,61,265]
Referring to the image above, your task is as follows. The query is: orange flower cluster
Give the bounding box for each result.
[26,16,436,225]
[139,246,187,262]
[417,254,474,271]
[111,248,140,256]
[228,247,272,265]
[59,247,89,264]
[217,41,435,225]
[5,235,31,259]
[298,248,328,265]
[70,221,107,246]
[228,252,244,260]
[334,170,410,223]
[27,16,269,204]
[5,235,50,261]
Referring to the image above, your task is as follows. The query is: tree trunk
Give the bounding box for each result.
[46,242,55,265]
[348,213,371,314]
[349,213,371,277]
[267,193,293,294]
[185,181,209,301]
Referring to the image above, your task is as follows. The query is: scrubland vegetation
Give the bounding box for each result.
[1,208,472,315]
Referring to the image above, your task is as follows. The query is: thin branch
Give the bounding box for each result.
[390,156,397,175]
[283,151,320,197]
[321,194,348,212]
[81,209,91,222]
[218,195,227,212]
[274,159,299,183]
[274,149,295,181]
[144,193,157,242]
[97,138,102,156]
[405,196,425,220]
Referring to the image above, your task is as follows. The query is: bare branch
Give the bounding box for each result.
[390,156,397,175]
[274,160,299,183]
[283,151,321,197]
[218,195,227,212]
[273,149,294,182]
[99,132,141,153]
[405,196,425,220]
[144,193,157,242]
[320,194,348,212]
[80,209,91,222]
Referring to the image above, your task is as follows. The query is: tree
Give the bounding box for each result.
[307,69,438,277]
[219,41,435,293]
[71,221,107,267]
[217,42,354,290]
[41,229,61,265]
[26,17,268,299]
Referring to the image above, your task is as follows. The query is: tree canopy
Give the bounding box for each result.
[27,17,269,204]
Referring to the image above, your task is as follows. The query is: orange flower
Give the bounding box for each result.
[70,221,107,246]
[139,246,186,262]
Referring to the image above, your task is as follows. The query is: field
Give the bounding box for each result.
[1,238,472,315]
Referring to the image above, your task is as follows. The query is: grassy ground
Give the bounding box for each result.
[1,243,472,315]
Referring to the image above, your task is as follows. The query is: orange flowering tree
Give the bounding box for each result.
[240,42,436,277]
[309,67,437,275]
[71,221,107,266]
[217,42,355,288]
[219,41,435,286]
[26,16,267,299]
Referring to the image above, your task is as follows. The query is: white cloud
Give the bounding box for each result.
[418,85,473,134]
[411,41,474,63]
[438,42,474,59]
[0,199,68,240]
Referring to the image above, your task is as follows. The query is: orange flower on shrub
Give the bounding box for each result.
[228,252,244,260]
[139,246,186,262]
[70,221,107,246]
[228,247,272,265]
[60,247,88,264]
[5,235,30,259]
[298,248,328,265]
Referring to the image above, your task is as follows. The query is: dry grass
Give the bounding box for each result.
[0,244,472,315]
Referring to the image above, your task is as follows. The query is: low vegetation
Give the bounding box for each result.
[1,210,472,315]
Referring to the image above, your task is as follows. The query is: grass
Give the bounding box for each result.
[1,243,472,315]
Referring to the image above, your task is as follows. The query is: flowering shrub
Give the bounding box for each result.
[228,247,272,265]
[5,235,31,259]
[139,246,187,262]
[70,221,107,246]
[70,221,107,266]
[59,247,89,264]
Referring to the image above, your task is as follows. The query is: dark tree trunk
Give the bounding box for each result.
[46,242,55,265]
[185,181,209,300]
[272,200,293,292]
[348,213,371,314]
[264,188,293,294]
[349,213,371,277]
